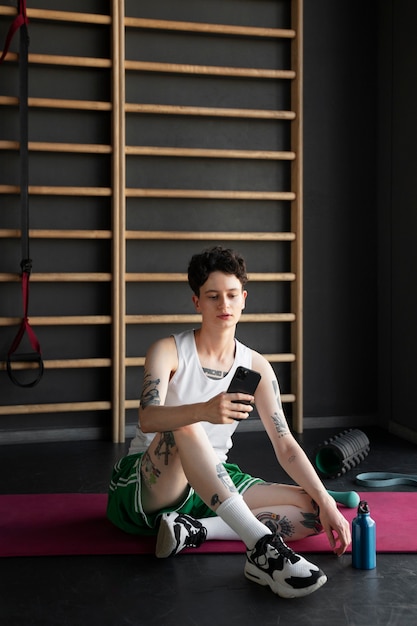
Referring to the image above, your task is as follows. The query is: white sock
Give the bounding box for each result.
[215,494,272,550]
[200,516,240,541]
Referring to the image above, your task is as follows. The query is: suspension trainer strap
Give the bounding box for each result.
[0,0,28,64]
[3,1,44,387]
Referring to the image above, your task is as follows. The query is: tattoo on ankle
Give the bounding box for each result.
[141,451,161,487]
[256,512,295,538]
[155,431,176,466]
[216,463,237,494]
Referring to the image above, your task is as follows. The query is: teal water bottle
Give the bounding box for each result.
[352,500,376,569]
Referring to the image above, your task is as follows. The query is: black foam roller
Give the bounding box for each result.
[314,428,370,478]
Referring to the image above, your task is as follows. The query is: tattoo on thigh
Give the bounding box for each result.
[300,500,323,535]
[141,451,161,487]
[154,431,176,466]
[256,512,295,538]
[216,463,237,494]
[140,371,161,408]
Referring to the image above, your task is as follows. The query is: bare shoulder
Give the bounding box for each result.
[251,350,274,375]
[146,336,178,371]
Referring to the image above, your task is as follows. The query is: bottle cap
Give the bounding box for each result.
[358,500,370,514]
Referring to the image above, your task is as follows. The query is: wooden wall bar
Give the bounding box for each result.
[0,1,304,441]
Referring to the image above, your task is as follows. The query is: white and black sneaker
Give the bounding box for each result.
[156,512,208,558]
[245,533,327,598]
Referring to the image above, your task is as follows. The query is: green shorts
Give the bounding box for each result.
[107,452,264,536]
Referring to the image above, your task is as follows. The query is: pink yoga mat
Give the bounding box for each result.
[0,491,414,557]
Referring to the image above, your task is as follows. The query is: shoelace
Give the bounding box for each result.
[269,534,300,563]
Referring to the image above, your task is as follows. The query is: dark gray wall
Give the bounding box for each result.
[302,0,417,442]
[378,0,417,441]
[303,2,378,425]
[1,0,417,442]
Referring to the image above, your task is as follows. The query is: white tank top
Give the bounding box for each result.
[128,329,252,462]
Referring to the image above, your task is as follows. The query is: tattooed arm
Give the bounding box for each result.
[251,351,351,555]
[139,336,251,434]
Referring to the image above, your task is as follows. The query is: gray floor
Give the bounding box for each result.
[1,426,416,625]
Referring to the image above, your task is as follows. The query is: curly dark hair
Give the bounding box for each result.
[187,246,248,296]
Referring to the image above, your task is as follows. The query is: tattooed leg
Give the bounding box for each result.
[244,483,325,540]
[141,450,162,489]
[210,464,238,508]
[300,500,323,535]
[154,431,176,466]
[255,511,296,538]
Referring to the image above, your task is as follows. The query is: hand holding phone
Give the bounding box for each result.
[227,366,261,419]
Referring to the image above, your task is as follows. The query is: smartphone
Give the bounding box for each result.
[227,366,261,404]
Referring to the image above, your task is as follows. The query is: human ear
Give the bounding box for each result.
[242,289,248,310]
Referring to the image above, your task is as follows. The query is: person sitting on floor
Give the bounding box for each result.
[107,246,351,599]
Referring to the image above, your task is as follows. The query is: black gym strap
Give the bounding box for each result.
[1,1,44,387]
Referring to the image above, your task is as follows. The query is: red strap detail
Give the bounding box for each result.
[0,0,29,64]
[7,271,42,358]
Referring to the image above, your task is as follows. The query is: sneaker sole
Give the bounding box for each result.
[155,517,176,558]
[244,562,327,599]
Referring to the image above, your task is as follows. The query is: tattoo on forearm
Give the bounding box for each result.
[271,411,289,438]
[155,431,176,466]
[288,455,296,464]
[140,371,161,408]
[256,511,295,538]
[141,451,161,488]
[272,380,284,410]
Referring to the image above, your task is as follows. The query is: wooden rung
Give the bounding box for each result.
[0,185,112,197]
[263,354,296,363]
[125,60,295,80]
[125,103,295,120]
[125,146,295,160]
[249,273,296,282]
[280,394,295,403]
[0,186,294,201]
[0,354,293,369]
[125,399,140,410]
[125,189,296,201]
[0,358,111,371]
[0,6,111,25]
[124,17,295,40]
[124,354,295,367]
[124,395,295,409]
[0,273,112,283]
[0,96,112,111]
[0,316,111,327]
[125,231,296,241]
[0,140,112,154]
[126,357,146,367]
[125,272,295,282]
[0,401,112,416]
[3,52,112,69]
[126,273,185,282]
[125,313,295,324]
[0,229,112,240]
